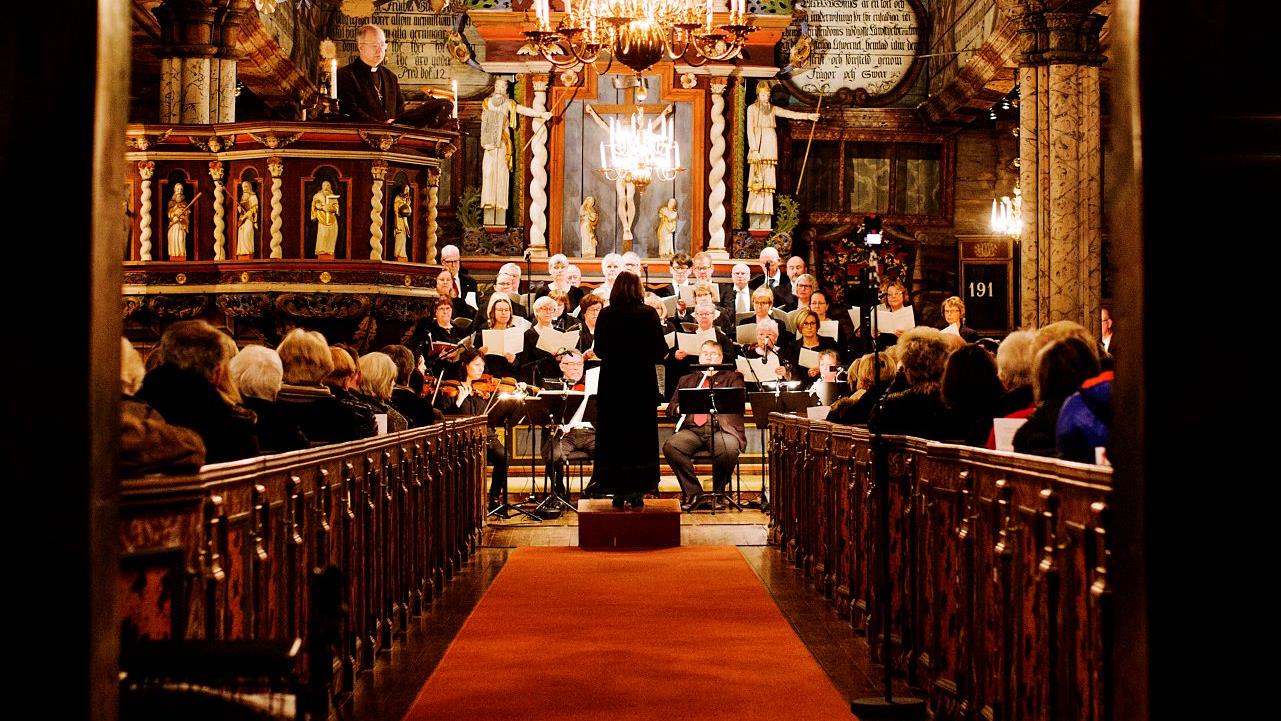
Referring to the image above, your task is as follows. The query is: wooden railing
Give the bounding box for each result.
[118,416,487,709]
[768,415,1112,721]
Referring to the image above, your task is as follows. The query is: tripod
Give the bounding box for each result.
[484,394,541,523]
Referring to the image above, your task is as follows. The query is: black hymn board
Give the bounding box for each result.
[958,236,1014,334]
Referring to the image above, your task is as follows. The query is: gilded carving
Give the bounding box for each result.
[127,129,172,151]
[276,293,369,319]
[147,295,207,318]
[248,132,303,150]
[358,129,405,152]
[190,134,236,153]
[375,296,433,323]
[217,294,273,318]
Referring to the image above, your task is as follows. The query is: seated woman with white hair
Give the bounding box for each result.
[275,328,376,444]
[739,317,788,385]
[357,352,409,433]
[120,337,206,475]
[229,344,309,453]
[522,294,574,384]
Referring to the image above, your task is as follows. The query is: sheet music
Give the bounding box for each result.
[659,295,679,317]
[737,355,782,381]
[876,306,916,334]
[819,320,840,339]
[584,366,600,395]
[941,323,961,337]
[563,390,592,430]
[535,327,580,355]
[798,348,822,369]
[847,308,862,331]
[736,323,758,345]
[464,291,478,309]
[482,326,525,356]
[676,329,717,355]
[806,405,831,420]
[993,418,1027,452]
[665,331,676,349]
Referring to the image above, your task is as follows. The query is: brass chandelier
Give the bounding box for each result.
[526,0,757,75]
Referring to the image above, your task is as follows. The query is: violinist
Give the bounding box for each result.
[473,293,520,379]
[436,348,510,516]
[540,351,594,499]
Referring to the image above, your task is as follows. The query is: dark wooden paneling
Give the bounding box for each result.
[768,416,1111,721]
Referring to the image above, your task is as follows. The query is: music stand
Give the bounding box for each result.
[523,391,595,517]
[746,390,813,510]
[678,385,747,512]
[484,394,541,523]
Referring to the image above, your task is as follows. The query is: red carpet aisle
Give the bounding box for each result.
[402,546,854,720]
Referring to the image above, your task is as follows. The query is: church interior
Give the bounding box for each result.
[4,1,1277,720]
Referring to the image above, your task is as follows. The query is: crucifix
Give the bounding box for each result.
[586,85,672,252]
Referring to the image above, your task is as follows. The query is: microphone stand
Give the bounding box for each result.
[850,244,925,719]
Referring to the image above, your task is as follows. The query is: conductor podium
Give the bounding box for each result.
[578,499,682,549]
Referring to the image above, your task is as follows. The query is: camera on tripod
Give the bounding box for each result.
[860,214,883,248]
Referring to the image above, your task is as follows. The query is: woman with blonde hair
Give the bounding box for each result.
[358,352,409,433]
[828,351,897,426]
[275,328,374,443]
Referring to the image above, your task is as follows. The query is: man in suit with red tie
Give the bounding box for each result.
[662,340,746,511]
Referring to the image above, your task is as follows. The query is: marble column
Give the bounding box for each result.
[1017,11,1105,328]
[526,74,550,259]
[155,0,245,124]
[137,161,155,261]
[267,157,283,258]
[706,79,730,259]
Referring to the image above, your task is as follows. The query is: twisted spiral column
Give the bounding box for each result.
[268,157,283,258]
[426,170,440,262]
[209,161,226,260]
[137,161,155,261]
[369,161,387,260]
[527,76,550,257]
[706,80,729,257]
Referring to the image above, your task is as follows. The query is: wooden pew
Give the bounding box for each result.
[767,415,1112,721]
[118,417,487,713]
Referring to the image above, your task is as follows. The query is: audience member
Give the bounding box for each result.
[138,320,260,463]
[380,344,437,427]
[1056,367,1114,464]
[229,345,308,453]
[828,351,897,425]
[323,346,380,434]
[276,328,375,443]
[1011,337,1101,457]
[994,330,1036,416]
[941,344,1005,445]
[867,328,951,439]
[120,337,206,475]
[358,352,409,433]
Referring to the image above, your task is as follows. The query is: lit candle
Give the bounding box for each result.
[329,59,338,100]
[705,0,713,32]
[566,0,573,17]
[990,198,998,230]
[451,79,458,118]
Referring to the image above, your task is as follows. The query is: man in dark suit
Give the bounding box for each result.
[748,245,795,308]
[337,24,404,124]
[662,340,746,511]
[440,244,479,310]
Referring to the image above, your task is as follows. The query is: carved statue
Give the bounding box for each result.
[393,185,412,261]
[236,180,258,258]
[656,197,678,258]
[578,196,600,258]
[480,77,551,227]
[746,81,820,231]
[311,180,341,257]
[167,182,191,259]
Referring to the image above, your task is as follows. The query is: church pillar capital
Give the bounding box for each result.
[1017,10,1106,67]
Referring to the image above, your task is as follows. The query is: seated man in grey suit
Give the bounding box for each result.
[662,340,746,511]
